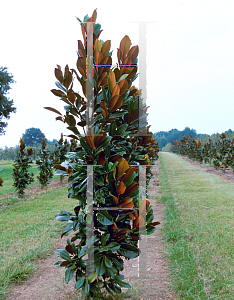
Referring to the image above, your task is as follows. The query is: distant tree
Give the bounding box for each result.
[22,127,45,146]
[12,138,34,198]
[160,136,168,148]
[155,127,197,150]
[46,139,57,145]
[167,129,181,143]
[182,127,197,139]
[162,142,172,152]
[36,137,53,188]
[0,67,16,135]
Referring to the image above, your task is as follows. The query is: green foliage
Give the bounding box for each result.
[0,161,42,199]
[171,132,234,172]
[36,138,54,188]
[51,133,71,183]
[12,138,34,198]
[162,142,172,152]
[0,66,16,135]
[160,152,234,298]
[155,127,197,150]
[47,9,160,299]
[0,145,19,160]
[22,127,45,146]
[0,185,78,298]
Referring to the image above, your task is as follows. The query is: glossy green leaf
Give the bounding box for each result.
[94,251,102,262]
[146,225,156,235]
[115,124,129,136]
[55,211,74,221]
[104,256,113,268]
[74,276,85,289]
[67,126,80,135]
[65,266,75,284]
[116,74,129,83]
[80,137,93,156]
[109,110,128,119]
[101,233,110,247]
[85,279,90,295]
[111,256,124,271]
[95,136,112,154]
[124,171,136,187]
[106,242,121,252]
[94,23,101,35]
[87,271,98,283]
[56,249,71,261]
[55,81,67,93]
[114,278,131,288]
[117,243,140,259]
[108,282,121,294]
[97,210,113,225]
[115,274,124,281]
[54,261,62,268]
[78,245,86,258]
[96,259,105,276]
[146,213,154,224]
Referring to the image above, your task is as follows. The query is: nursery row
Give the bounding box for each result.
[0,134,78,196]
[171,132,234,172]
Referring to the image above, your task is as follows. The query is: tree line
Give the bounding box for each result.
[154,127,234,151]
[171,132,234,172]
[0,127,57,161]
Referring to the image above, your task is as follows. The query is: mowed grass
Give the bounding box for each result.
[0,160,41,197]
[159,152,234,299]
[0,185,78,298]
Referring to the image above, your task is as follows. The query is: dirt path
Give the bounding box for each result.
[4,160,175,300]
[0,178,68,210]
[118,160,175,299]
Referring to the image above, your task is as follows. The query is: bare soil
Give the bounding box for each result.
[4,161,175,300]
[179,155,234,184]
[0,178,68,210]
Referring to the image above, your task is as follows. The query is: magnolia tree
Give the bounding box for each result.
[52,133,69,183]
[12,137,34,198]
[36,137,54,188]
[45,9,159,299]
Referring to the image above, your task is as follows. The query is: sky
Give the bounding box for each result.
[0,0,234,148]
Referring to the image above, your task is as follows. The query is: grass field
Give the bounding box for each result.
[159,152,234,299]
[0,184,78,298]
[0,160,41,196]
[1,155,234,299]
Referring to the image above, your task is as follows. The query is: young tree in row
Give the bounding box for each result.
[12,138,34,198]
[36,137,54,188]
[45,9,160,299]
[171,133,234,172]
[52,133,69,183]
